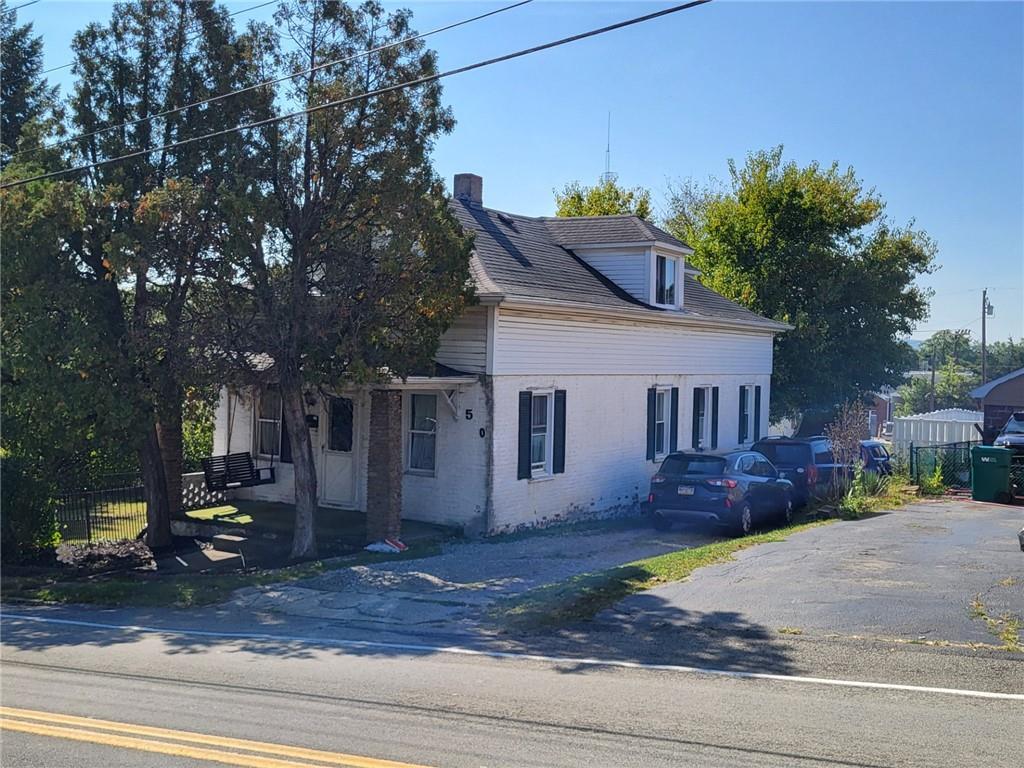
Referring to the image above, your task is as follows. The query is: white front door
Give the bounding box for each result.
[321,395,357,507]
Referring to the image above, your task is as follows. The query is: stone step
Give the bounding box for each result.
[211,533,282,563]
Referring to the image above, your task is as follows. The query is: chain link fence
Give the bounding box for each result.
[909,441,977,490]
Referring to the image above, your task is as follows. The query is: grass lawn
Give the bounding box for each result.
[494,519,835,630]
[1,541,443,609]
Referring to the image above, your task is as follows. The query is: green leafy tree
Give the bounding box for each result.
[555,178,652,219]
[667,147,934,420]
[2,0,270,548]
[209,0,473,559]
[0,0,58,164]
[981,338,1024,381]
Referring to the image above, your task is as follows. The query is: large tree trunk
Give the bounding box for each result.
[281,379,318,560]
[140,420,173,550]
[157,394,184,521]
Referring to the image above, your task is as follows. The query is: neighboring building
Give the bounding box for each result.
[970,367,1024,443]
[212,174,788,537]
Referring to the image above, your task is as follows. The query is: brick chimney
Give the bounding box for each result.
[454,173,483,205]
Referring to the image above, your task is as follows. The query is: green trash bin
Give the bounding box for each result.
[971,446,1013,503]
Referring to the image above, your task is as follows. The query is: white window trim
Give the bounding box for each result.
[653,252,681,309]
[740,384,755,446]
[694,385,713,451]
[529,389,555,479]
[406,392,438,476]
[654,386,671,459]
[255,388,283,460]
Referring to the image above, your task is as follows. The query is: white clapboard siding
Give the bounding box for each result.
[576,250,648,302]
[493,308,774,376]
[435,305,487,373]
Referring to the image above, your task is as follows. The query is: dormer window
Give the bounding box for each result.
[655,254,678,307]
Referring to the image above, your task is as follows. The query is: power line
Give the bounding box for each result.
[39,0,279,75]
[1,0,713,190]
[16,0,534,159]
[8,1,41,11]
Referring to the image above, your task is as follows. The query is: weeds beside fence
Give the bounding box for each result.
[908,441,977,490]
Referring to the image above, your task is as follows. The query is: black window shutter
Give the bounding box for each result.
[711,387,720,450]
[553,390,566,474]
[738,386,746,444]
[517,391,532,480]
[646,388,656,461]
[754,385,762,441]
[692,388,702,449]
[669,387,679,453]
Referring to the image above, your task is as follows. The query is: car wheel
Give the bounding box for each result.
[651,512,672,531]
[735,502,753,536]
[782,495,794,524]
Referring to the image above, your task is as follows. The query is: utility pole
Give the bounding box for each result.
[981,288,991,384]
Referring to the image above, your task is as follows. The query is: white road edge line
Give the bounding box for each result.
[3,613,1022,702]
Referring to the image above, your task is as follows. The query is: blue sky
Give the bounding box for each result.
[21,0,1024,341]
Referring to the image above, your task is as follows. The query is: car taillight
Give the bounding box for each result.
[651,474,666,484]
[647,493,655,503]
[806,464,818,484]
[706,478,737,488]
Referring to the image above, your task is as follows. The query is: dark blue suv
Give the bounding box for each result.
[646,451,794,535]
[750,436,845,507]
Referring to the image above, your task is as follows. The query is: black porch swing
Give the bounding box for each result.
[201,390,286,492]
[201,451,276,492]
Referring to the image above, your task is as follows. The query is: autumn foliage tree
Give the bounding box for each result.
[210,0,473,559]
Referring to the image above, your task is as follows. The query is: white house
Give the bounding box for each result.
[212,174,789,537]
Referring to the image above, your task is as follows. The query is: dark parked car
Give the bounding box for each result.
[646,451,794,535]
[994,412,1024,456]
[750,436,844,507]
[860,440,892,475]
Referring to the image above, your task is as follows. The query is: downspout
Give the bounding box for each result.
[481,373,495,536]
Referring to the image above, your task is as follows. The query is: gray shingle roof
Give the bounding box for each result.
[449,199,786,331]
[543,215,690,250]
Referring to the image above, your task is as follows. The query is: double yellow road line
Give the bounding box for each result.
[0,706,435,768]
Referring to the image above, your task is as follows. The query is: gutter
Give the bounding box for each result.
[496,296,793,334]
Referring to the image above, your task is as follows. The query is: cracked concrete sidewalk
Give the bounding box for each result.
[230,523,718,633]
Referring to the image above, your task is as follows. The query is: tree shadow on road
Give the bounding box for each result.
[1,589,799,676]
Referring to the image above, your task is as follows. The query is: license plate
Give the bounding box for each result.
[677,485,695,496]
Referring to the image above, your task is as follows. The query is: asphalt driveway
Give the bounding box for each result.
[598,500,1024,647]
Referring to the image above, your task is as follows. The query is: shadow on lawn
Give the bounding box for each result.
[0,594,800,676]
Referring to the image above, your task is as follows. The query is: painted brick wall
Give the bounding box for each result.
[488,373,772,533]
[400,383,490,533]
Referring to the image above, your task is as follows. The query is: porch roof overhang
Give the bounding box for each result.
[387,375,479,389]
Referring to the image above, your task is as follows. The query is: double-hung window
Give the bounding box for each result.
[692,386,718,451]
[530,392,553,475]
[408,394,437,473]
[655,254,677,306]
[654,388,669,457]
[257,388,283,457]
[739,385,754,444]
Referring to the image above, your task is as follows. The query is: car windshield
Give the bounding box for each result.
[753,443,810,466]
[660,455,727,476]
[864,444,888,458]
[1002,418,1024,434]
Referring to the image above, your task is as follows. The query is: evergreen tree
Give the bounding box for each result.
[0,0,57,165]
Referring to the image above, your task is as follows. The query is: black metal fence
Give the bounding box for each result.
[909,441,978,490]
[55,472,147,544]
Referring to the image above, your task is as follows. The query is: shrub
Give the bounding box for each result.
[0,454,60,564]
[55,539,154,574]
[918,466,946,496]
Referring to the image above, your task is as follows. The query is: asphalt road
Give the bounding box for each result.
[2,613,1021,768]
